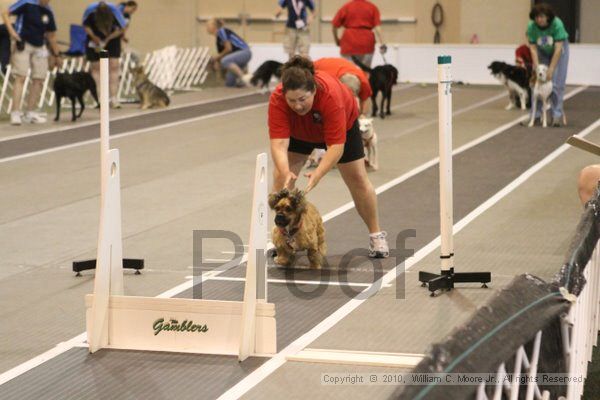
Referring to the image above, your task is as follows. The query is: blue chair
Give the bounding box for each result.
[63,24,87,56]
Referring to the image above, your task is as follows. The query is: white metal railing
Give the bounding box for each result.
[0,45,211,116]
[564,244,600,400]
[475,247,600,400]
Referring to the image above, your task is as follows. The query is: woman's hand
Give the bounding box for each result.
[304,170,322,193]
[283,171,298,189]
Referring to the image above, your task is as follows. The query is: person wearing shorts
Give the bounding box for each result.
[268,56,389,258]
[274,0,314,59]
[332,0,386,68]
[83,1,127,108]
[2,0,60,125]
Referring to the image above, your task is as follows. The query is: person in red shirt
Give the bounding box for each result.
[269,56,389,258]
[332,0,386,68]
[314,57,372,115]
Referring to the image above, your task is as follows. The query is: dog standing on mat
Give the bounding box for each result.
[53,72,99,122]
[269,189,326,269]
[131,66,170,109]
[529,64,565,128]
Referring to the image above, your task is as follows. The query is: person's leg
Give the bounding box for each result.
[298,29,310,58]
[273,151,308,191]
[337,159,381,234]
[361,53,373,68]
[551,41,569,122]
[577,164,600,205]
[221,49,251,87]
[11,74,25,112]
[109,57,121,106]
[283,28,294,59]
[26,78,43,111]
[90,61,100,92]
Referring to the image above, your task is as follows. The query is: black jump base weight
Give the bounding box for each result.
[419,268,491,297]
[73,258,144,276]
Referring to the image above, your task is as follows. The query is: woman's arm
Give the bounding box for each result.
[84,25,102,45]
[332,26,340,46]
[529,43,540,69]
[547,41,563,79]
[305,143,343,193]
[271,138,297,191]
[1,10,20,41]
[214,40,233,62]
[105,28,123,42]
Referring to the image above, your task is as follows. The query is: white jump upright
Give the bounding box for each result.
[239,153,269,361]
[88,51,124,353]
[85,51,276,356]
[418,55,491,295]
[438,55,454,273]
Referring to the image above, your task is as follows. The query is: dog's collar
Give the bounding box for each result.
[279,219,303,248]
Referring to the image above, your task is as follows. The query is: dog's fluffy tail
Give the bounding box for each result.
[351,56,372,73]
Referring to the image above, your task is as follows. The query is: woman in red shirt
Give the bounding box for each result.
[269,56,388,258]
[332,0,386,68]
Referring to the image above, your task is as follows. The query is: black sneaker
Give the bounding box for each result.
[552,117,562,127]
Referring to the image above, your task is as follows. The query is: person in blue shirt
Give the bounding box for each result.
[2,0,60,125]
[83,1,127,108]
[206,18,252,88]
[274,0,315,59]
[117,1,136,43]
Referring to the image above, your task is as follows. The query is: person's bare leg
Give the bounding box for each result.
[577,164,600,205]
[11,75,25,112]
[90,61,100,91]
[337,159,381,233]
[273,151,308,191]
[26,78,43,111]
[109,58,120,100]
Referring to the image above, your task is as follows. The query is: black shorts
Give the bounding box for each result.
[288,119,364,164]
[86,37,121,61]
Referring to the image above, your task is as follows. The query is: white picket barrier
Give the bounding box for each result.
[0,45,210,116]
[86,54,276,358]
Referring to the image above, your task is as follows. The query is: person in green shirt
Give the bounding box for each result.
[526,3,569,127]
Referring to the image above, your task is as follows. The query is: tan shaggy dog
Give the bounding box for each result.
[269,189,326,269]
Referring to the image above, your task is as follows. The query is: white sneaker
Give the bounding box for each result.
[22,111,47,124]
[10,111,22,125]
[110,98,122,109]
[369,231,389,258]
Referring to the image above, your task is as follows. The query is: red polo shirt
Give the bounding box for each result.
[314,57,372,102]
[268,71,359,145]
[332,0,381,55]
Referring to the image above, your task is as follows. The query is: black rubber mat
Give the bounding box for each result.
[0,93,268,160]
[1,88,598,399]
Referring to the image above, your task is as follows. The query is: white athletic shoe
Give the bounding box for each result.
[369,231,389,258]
[22,111,47,124]
[10,111,22,125]
[110,98,122,109]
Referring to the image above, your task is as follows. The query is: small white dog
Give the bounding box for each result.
[358,116,379,170]
[529,64,566,128]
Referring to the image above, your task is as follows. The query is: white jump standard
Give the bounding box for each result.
[418,55,491,296]
[86,51,276,358]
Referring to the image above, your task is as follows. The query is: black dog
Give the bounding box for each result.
[352,57,398,119]
[53,72,99,122]
[487,61,531,110]
[247,60,283,90]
